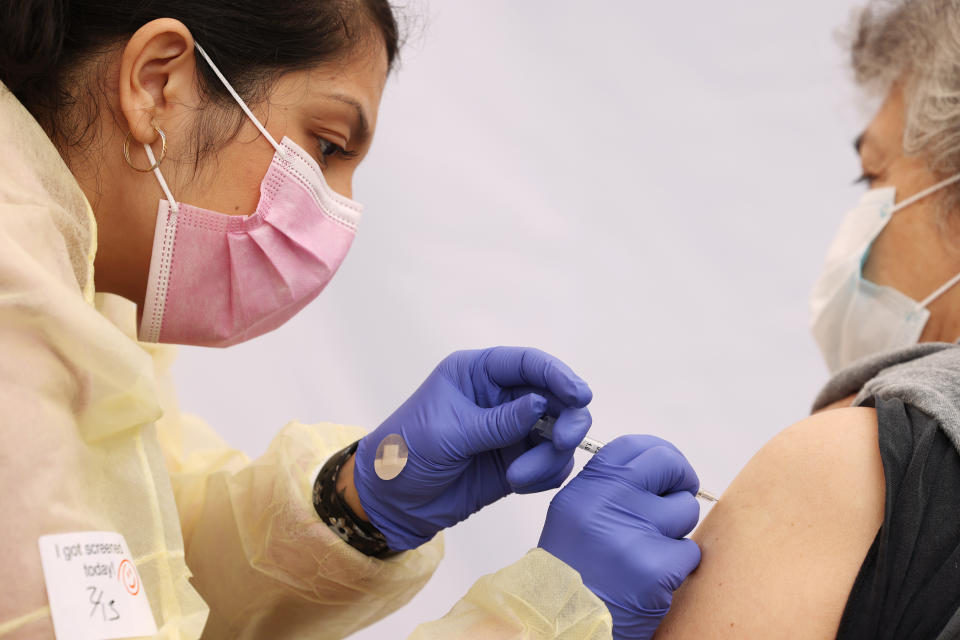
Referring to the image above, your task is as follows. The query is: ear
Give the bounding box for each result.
[118,18,197,146]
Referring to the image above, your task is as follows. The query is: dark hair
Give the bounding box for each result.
[0,0,399,149]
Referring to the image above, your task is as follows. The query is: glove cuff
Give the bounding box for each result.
[605,600,671,640]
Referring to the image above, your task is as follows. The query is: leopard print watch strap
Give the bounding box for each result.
[312,440,396,558]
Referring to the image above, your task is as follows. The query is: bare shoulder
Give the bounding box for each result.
[655,407,886,639]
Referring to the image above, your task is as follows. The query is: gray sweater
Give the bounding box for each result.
[813,342,960,454]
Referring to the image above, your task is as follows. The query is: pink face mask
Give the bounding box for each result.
[138,44,362,347]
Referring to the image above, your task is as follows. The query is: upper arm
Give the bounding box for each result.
[655,407,886,639]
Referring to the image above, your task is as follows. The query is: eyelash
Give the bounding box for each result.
[317,137,359,164]
[854,172,879,186]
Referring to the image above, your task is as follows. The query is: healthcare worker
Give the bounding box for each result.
[0,1,702,639]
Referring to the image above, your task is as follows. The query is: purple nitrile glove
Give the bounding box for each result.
[539,435,702,640]
[354,346,593,550]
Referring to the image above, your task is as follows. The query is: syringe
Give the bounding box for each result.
[533,416,720,503]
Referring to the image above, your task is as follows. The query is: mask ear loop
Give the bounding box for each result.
[193,43,283,156]
[918,271,960,309]
[142,43,286,213]
[886,172,960,310]
[144,143,178,214]
[891,173,960,213]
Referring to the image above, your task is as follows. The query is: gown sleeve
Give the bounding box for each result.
[145,342,445,640]
[408,548,613,639]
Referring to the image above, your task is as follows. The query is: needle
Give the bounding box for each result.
[534,417,720,503]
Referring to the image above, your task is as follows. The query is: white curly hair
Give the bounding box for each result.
[850,0,960,212]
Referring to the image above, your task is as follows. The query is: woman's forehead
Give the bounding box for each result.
[274,44,388,118]
[864,87,907,152]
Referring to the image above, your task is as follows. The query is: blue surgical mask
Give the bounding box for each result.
[810,174,960,373]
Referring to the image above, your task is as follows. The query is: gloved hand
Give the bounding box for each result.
[539,435,702,640]
[354,347,593,551]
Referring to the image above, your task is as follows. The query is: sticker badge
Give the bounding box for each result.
[38,532,158,640]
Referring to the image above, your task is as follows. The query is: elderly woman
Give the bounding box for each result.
[653,1,960,637]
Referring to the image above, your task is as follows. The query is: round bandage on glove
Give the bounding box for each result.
[539,435,702,640]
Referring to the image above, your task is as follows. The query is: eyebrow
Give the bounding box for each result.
[325,93,370,142]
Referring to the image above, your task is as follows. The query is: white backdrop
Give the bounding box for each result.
[173,2,870,637]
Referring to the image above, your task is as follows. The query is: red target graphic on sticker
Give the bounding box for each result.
[118,559,140,596]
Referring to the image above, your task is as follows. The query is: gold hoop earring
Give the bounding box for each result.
[123,125,167,172]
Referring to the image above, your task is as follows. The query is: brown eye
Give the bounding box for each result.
[317,137,358,162]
